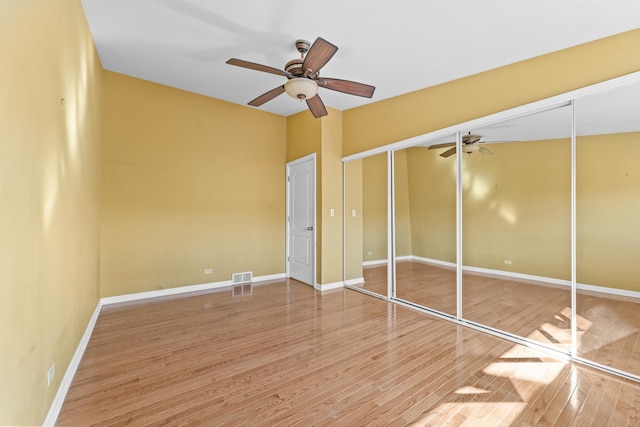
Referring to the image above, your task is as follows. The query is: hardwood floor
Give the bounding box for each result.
[57,278,640,426]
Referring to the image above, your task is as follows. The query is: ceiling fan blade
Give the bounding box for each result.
[306,94,328,118]
[248,85,285,106]
[463,133,483,144]
[302,37,338,75]
[479,146,493,155]
[226,58,290,77]
[428,141,456,150]
[317,78,375,98]
[440,147,457,158]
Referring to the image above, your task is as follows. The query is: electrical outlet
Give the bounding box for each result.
[47,363,56,386]
[351,209,357,217]
[204,268,213,275]
[504,260,512,265]
[330,208,335,217]
[367,251,373,256]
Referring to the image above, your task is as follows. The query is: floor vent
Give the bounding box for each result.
[232,271,252,285]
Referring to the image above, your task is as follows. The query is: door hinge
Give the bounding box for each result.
[287,176,291,182]
[287,256,290,262]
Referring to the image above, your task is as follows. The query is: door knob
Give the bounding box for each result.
[306,226,314,231]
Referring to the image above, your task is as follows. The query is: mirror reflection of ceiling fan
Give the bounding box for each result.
[428,132,493,157]
[226,37,375,118]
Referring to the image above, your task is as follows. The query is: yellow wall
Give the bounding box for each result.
[286,107,344,285]
[393,150,412,257]
[319,110,345,285]
[101,72,286,296]
[405,146,457,263]
[362,153,388,262]
[343,28,640,156]
[344,160,364,280]
[0,0,103,424]
[577,132,640,291]
[287,110,321,163]
[460,139,571,279]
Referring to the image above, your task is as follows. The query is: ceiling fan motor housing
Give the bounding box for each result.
[295,39,310,55]
[285,59,305,77]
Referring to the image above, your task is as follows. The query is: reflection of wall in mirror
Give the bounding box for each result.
[406,146,457,264]
[576,131,640,292]
[394,150,413,258]
[358,132,640,293]
[344,159,364,281]
[362,154,388,264]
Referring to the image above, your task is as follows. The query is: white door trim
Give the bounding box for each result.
[286,153,316,287]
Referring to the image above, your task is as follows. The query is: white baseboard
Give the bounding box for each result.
[462,265,570,287]
[344,277,365,286]
[43,303,102,426]
[412,256,456,269]
[100,281,231,305]
[362,259,388,267]
[101,273,287,306]
[255,273,287,283]
[411,256,640,299]
[576,282,640,299]
[315,281,344,291]
[363,256,446,268]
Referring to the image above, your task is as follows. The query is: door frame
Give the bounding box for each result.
[286,153,317,287]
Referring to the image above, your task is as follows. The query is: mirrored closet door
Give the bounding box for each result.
[393,135,457,316]
[460,105,573,353]
[344,153,389,297]
[575,82,640,377]
[342,71,640,381]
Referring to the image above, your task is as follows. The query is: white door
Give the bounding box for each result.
[287,155,315,285]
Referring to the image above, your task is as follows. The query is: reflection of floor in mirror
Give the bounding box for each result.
[359,264,387,295]
[232,282,253,298]
[363,260,640,375]
[360,263,388,295]
[576,290,640,373]
[57,279,640,426]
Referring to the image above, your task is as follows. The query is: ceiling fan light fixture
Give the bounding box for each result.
[284,78,318,100]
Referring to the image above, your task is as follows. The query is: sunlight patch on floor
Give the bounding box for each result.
[528,322,572,350]
[484,360,566,395]
[454,386,491,395]
[413,341,569,425]
[577,303,637,354]
[410,401,527,426]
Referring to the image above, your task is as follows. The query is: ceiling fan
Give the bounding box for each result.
[428,132,493,157]
[226,37,375,118]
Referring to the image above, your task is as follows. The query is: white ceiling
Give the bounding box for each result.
[81,0,640,117]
